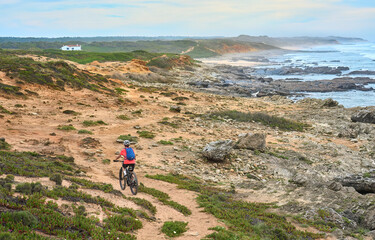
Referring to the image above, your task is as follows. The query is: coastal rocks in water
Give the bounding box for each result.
[234,133,266,150]
[202,140,233,162]
[254,66,349,76]
[349,70,375,75]
[337,171,375,194]
[351,108,375,124]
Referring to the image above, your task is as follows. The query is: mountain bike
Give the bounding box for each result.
[113,160,138,195]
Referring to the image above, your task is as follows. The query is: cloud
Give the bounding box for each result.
[0,0,374,40]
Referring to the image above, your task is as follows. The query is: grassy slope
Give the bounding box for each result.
[0,38,278,59]
[0,50,113,92]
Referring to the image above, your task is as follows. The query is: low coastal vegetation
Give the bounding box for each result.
[0,51,112,92]
[57,125,76,131]
[139,183,191,216]
[0,150,153,239]
[161,221,188,237]
[146,174,325,239]
[82,120,107,126]
[210,110,310,131]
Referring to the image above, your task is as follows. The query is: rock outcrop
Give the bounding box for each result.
[234,133,266,150]
[202,140,233,162]
[337,171,375,194]
[351,109,375,124]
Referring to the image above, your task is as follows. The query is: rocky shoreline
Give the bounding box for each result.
[182,64,375,98]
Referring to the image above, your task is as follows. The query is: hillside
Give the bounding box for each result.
[1,53,375,239]
[0,38,277,59]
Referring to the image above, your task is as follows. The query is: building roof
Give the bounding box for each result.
[62,45,81,47]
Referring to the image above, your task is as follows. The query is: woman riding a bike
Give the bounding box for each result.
[115,140,136,173]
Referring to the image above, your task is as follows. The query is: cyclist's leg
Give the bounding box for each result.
[128,164,135,172]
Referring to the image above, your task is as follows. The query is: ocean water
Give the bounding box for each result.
[270,43,375,108]
[209,42,375,108]
[261,43,375,82]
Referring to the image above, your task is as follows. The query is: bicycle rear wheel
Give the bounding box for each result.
[119,167,126,190]
[129,172,138,195]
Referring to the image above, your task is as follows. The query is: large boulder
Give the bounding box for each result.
[351,109,375,124]
[337,171,375,194]
[234,133,266,150]
[202,140,233,162]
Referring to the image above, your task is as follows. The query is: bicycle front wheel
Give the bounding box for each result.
[119,167,126,190]
[129,172,138,195]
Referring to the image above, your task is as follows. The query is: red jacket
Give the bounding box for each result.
[120,148,136,164]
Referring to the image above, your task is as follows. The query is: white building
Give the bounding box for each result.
[60,44,82,51]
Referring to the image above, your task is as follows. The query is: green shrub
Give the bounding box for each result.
[78,129,93,135]
[5,174,14,183]
[137,130,155,139]
[82,120,107,126]
[0,105,12,114]
[14,104,23,108]
[0,232,14,240]
[158,140,174,145]
[62,110,80,115]
[3,183,12,192]
[57,155,75,163]
[115,87,128,94]
[210,110,310,131]
[50,173,63,185]
[0,139,11,150]
[102,159,111,165]
[161,221,188,237]
[15,182,32,194]
[16,182,44,194]
[127,197,157,215]
[4,211,38,227]
[57,125,76,131]
[73,205,87,216]
[158,120,179,128]
[0,151,78,177]
[0,83,22,95]
[117,115,130,120]
[131,110,142,115]
[139,183,191,216]
[118,134,138,143]
[104,215,142,232]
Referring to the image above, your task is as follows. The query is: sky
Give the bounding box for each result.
[0,0,375,40]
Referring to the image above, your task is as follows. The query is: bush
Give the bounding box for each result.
[78,129,93,135]
[50,174,63,185]
[102,159,111,165]
[62,110,80,115]
[15,182,44,194]
[0,138,11,150]
[210,110,310,131]
[57,125,76,131]
[137,131,155,139]
[118,134,138,143]
[6,211,38,227]
[117,115,130,120]
[82,120,107,126]
[104,215,142,232]
[158,140,174,145]
[161,221,188,237]
[0,232,14,240]
[57,155,75,163]
[15,182,32,194]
